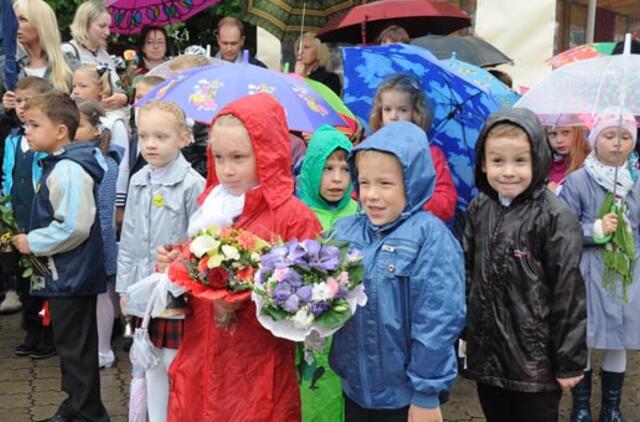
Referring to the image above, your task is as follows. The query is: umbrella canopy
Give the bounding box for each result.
[137,59,346,132]
[550,42,616,69]
[412,35,512,67]
[342,43,499,208]
[241,0,364,42]
[106,0,221,35]
[442,55,520,109]
[515,52,640,127]
[317,0,471,45]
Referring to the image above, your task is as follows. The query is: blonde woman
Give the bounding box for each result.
[294,32,341,96]
[2,0,76,110]
[62,0,128,111]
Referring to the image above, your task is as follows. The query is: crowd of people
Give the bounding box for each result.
[0,1,637,422]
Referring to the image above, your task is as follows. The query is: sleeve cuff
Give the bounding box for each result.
[592,219,609,244]
[411,391,440,409]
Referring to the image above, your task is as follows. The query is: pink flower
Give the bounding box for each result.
[274,267,289,282]
[326,277,340,297]
[337,271,350,287]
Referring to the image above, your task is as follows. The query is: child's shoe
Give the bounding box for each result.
[99,350,115,369]
[599,370,625,422]
[570,370,592,422]
[0,289,22,314]
[14,332,40,357]
[29,346,56,359]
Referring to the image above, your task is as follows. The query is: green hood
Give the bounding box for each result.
[299,125,354,212]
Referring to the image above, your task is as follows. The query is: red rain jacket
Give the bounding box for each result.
[168,94,322,422]
[425,145,457,222]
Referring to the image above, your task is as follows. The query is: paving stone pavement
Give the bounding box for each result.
[1,311,639,421]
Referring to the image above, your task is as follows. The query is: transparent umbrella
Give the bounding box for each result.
[515,37,640,127]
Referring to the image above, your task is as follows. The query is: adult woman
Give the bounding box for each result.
[62,0,127,110]
[2,0,75,110]
[134,26,170,76]
[377,25,410,44]
[294,32,341,96]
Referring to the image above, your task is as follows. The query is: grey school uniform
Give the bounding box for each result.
[116,153,204,294]
[560,167,640,350]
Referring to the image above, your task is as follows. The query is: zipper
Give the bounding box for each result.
[381,244,417,255]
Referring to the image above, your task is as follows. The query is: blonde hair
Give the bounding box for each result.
[139,100,190,135]
[355,149,402,172]
[70,1,108,49]
[76,65,112,99]
[369,74,431,133]
[296,32,332,70]
[486,123,528,141]
[14,0,73,93]
[168,54,212,73]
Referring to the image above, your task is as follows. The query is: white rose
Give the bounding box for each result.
[221,245,240,261]
[292,307,314,330]
[190,235,219,258]
[311,283,333,302]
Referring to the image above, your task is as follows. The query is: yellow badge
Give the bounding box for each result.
[152,193,165,208]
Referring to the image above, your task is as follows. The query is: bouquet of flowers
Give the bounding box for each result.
[252,239,366,342]
[168,225,270,328]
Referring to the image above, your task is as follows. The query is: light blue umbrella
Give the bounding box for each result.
[342,43,500,209]
[442,54,520,109]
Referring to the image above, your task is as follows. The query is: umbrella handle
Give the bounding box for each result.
[593,203,618,245]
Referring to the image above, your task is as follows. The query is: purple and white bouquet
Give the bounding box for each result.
[252,238,366,342]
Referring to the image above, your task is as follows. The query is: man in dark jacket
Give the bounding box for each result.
[462,108,587,422]
[215,17,266,68]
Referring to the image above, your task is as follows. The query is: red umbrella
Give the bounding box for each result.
[317,0,470,44]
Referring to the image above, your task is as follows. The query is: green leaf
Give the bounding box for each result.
[314,306,352,329]
[22,267,32,278]
[261,305,290,321]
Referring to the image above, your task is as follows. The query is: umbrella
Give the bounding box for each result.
[105,0,222,35]
[412,34,512,67]
[241,0,364,42]
[550,42,616,69]
[514,48,640,127]
[342,43,500,208]
[441,54,520,109]
[137,56,346,132]
[317,0,471,45]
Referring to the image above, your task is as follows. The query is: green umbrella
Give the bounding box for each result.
[241,0,364,42]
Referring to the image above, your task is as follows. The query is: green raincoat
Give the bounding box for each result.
[297,125,358,421]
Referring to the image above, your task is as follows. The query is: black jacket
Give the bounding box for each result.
[462,108,587,392]
[308,66,341,97]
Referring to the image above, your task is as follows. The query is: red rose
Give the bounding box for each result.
[207,267,229,289]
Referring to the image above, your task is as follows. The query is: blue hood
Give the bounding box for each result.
[54,142,105,184]
[351,121,434,217]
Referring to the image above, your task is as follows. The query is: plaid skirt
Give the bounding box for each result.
[132,316,184,349]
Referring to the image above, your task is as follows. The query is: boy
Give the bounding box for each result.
[13,92,109,422]
[463,108,587,422]
[298,124,357,230]
[2,77,53,357]
[329,121,465,422]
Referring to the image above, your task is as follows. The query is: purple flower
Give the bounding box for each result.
[262,246,289,271]
[287,240,309,268]
[296,285,313,303]
[310,301,331,317]
[283,269,303,287]
[283,294,300,313]
[317,245,340,271]
[346,248,364,263]
[273,282,292,305]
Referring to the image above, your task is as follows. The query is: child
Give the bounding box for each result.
[328,121,465,421]
[158,93,322,421]
[12,92,109,421]
[369,74,457,223]
[2,76,54,358]
[464,108,587,422]
[296,124,357,422]
[116,100,204,422]
[75,100,122,368]
[72,64,130,220]
[559,108,640,422]
[546,125,590,192]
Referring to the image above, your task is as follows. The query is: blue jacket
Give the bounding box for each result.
[28,142,106,297]
[2,128,46,197]
[328,122,466,410]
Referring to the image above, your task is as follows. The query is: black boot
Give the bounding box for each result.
[599,370,625,422]
[571,370,592,422]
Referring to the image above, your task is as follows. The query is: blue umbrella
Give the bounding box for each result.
[441,54,520,109]
[342,43,500,209]
[137,58,345,133]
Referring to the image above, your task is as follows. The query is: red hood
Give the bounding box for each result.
[201,93,294,209]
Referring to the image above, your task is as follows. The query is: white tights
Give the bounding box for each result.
[146,346,178,422]
[585,349,627,373]
[96,280,115,358]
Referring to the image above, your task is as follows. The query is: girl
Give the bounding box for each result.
[72,64,130,216]
[75,100,121,368]
[117,100,204,422]
[369,74,458,223]
[546,125,590,193]
[157,93,322,422]
[559,108,640,422]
